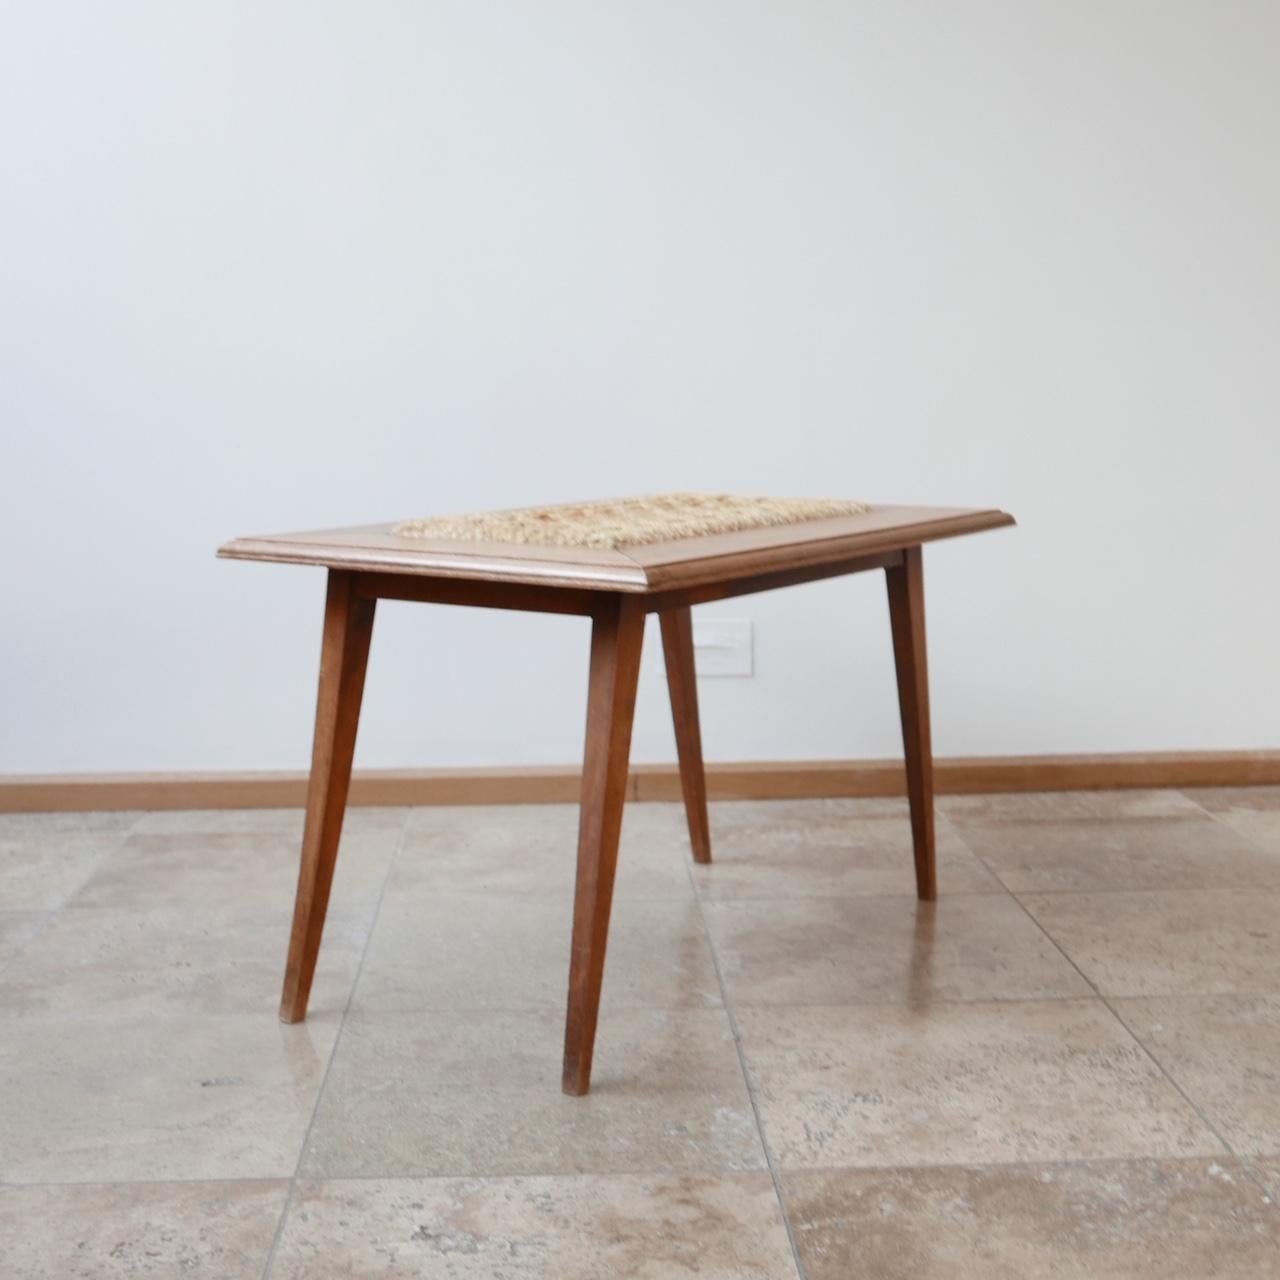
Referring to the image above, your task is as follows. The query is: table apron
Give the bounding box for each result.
[643,549,905,610]
[348,547,908,617]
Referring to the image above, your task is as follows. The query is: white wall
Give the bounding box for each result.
[3,1,1278,775]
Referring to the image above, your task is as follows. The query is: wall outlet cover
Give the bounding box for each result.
[692,618,753,677]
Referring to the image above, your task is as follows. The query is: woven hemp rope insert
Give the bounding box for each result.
[391,493,872,550]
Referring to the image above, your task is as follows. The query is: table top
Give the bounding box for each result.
[219,503,1014,594]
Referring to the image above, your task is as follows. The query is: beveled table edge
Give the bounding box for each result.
[217,505,1015,593]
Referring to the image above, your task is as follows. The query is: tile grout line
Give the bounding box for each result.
[684,847,811,1280]
[1098,993,1245,1158]
[1103,982,1280,1209]
[258,808,412,1280]
[950,820,1247,1166]
[0,812,147,980]
[947,794,1280,898]
[1236,1160,1280,1209]
[0,910,60,981]
[1175,787,1280,864]
[8,1145,1280,1193]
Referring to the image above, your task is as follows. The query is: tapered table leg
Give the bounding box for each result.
[562,595,645,1096]
[279,570,376,1022]
[885,547,936,901]
[659,606,712,864]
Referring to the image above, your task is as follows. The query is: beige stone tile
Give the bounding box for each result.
[711,796,920,823]
[0,813,140,910]
[1212,814,1280,856]
[704,796,927,837]
[705,895,1090,1007]
[1185,786,1280,813]
[71,828,397,911]
[131,806,407,835]
[2,836,114,911]
[0,910,52,971]
[302,1007,763,1177]
[941,790,1202,823]
[396,803,693,900]
[273,1173,798,1278]
[354,893,719,1012]
[1246,1158,1280,1202]
[0,1179,287,1279]
[736,1000,1220,1169]
[405,802,554,835]
[0,904,368,1017]
[405,801,694,836]
[405,802,621,840]
[952,814,1280,892]
[0,811,141,837]
[786,1159,1280,1279]
[1021,889,1280,997]
[693,800,1000,899]
[0,1012,340,1182]
[1117,995,1280,1157]
[1184,786,1280,852]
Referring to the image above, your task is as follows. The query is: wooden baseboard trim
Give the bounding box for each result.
[1,751,1277,813]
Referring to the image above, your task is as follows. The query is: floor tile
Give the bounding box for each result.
[693,800,999,899]
[785,1158,1280,1279]
[130,806,407,835]
[301,1007,763,1178]
[354,893,719,1012]
[953,814,1280,892]
[0,910,52,970]
[941,789,1202,823]
[272,1173,798,1278]
[71,828,397,912]
[10,788,1280,1275]
[1116,995,1280,1156]
[1184,785,1280,813]
[397,804,693,901]
[704,894,1090,1006]
[0,1013,340,1182]
[1020,889,1280,996]
[1184,786,1280,852]
[1,813,139,910]
[0,811,141,837]
[0,1180,288,1279]
[736,999,1220,1169]
[405,803,541,835]
[1246,1158,1280,1202]
[716,796,919,823]
[0,904,368,1017]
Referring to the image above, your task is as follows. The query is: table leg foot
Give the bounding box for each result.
[886,547,937,902]
[562,595,645,1096]
[279,571,376,1022]
[660,606,712,865]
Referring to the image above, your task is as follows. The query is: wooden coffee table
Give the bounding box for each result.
[219,498,1013,1094]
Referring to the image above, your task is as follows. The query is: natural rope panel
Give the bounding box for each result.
[391,493,871,550]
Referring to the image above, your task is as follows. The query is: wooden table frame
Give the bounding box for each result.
[220,504,1012,1095]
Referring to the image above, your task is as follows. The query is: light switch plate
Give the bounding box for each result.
[692,618,753,677]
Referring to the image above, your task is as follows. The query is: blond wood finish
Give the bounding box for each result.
[279,571,376,1023]
[659,607,712,864]
[562,596,646,1096]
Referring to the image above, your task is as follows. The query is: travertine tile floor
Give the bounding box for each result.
[2,788,1279,1276]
